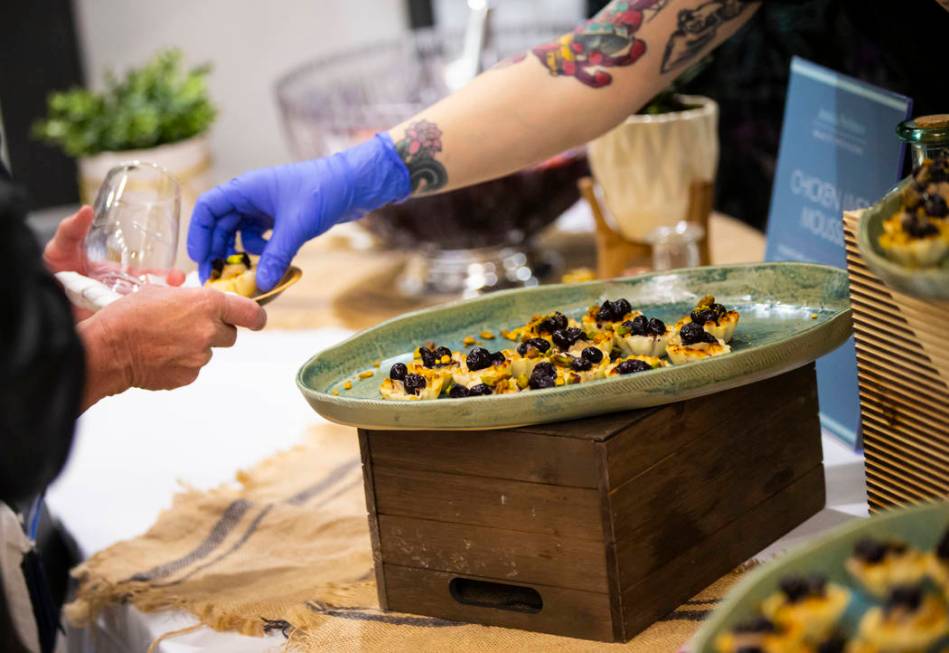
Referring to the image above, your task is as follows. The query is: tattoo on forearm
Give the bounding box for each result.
[395,120,448,193]
[661,0,746,73]
[529,0,667,89]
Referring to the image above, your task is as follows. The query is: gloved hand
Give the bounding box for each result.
[188,133,410,291]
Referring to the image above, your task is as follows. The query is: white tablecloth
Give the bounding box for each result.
[48,327,867,652]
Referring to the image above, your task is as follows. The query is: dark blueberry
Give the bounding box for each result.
[778,575,810,603]
[735,647,765,653]
[466,347,493,371]
[626,315,649,336]
[936,526,949,561]
[902,211,938,238]
[468,383,493,396]
[552,327,587,351]
[779,574,826,604]
[537,312,568,334]
[690,308,718,325]
[613,298,632,319]
[434,346,453,361]
[418,347,437,368]
[528,362,557,389]
[679,322,717,345]
[732,616,777,634]
[616,359,652,375]
[581,347,604,364]
[517,338,551,356]
[389,362,408,381]
[853,537,887,564]
[490,351,507,365]
[210,258,225,277]
[923,191,948,218]
[570,356,593,372]
[647,317,667,335]
[448,385,470,398]
[884,584,923,614]
[596,300,617,323]
[816,637,846,653]
[403,374,426,395]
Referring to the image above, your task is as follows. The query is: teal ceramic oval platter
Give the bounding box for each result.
[691,501,949,653]
[296,262,852,431]
[857,180,949,300]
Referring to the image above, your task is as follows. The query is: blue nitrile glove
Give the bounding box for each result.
[188,133,411,291]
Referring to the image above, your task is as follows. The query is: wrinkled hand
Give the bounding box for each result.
[187,134,410,291]
[78,285,266,408]
[44,205,185,285]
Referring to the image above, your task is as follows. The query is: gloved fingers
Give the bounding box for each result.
[188,186,237,264]
[240,225,269,255]
[208,211,242,266]
[255,226,300,292]
[199,259,214,284]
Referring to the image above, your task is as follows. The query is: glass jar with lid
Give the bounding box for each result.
[897,114,949,168]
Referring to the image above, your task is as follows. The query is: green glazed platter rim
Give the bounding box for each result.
[296,262,853,431]
[691,501,949,652]
[857,179,949,300]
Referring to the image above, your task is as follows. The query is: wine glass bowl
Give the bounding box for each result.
[85,161,180,294]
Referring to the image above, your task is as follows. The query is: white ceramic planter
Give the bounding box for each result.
[78,134,213,271]
[588,95,719,243]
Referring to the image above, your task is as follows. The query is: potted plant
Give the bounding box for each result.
[587,64,718,245]
[33,49,216,268]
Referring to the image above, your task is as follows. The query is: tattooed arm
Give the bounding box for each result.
[389,0,758,195]
[187,0,758,286]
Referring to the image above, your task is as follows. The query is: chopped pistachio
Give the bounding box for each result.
[343,380,353,390]
[358,370,374,379]
[372,360,381,368]
[332,389,340,396]
[480,330,495,340]
[463,335,477,346]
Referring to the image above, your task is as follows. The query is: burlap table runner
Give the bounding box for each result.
[66,422,748,652]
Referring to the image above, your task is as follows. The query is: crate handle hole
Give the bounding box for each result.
[449,577,543,614]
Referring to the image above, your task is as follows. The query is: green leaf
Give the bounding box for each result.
[31,47,216,157]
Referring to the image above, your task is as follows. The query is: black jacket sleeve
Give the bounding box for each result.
[0,178,84,505]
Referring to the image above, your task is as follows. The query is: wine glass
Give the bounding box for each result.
[85,161,180,294]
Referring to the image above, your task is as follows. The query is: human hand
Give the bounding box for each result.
[44,205,185,285]
[77,285,266,408]
[187,134,410,291]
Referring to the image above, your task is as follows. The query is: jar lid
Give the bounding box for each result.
[896,115,949,145]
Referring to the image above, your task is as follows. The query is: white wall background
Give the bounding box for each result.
[72,0,409,183]
[72,0,585,183]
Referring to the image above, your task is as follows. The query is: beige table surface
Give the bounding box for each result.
[264,207,767,332]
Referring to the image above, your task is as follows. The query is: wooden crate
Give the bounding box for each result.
[357,364,825,642]
[843,211,949,512]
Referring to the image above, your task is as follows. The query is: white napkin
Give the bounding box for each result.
[54,272,122,313]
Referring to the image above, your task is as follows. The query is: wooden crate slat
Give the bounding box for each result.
[609,388,820,587]
[365,428,600,488]
[618,465,825,638]
[376,514,610,594]
[382,563,615,641]
[372,465,604,540]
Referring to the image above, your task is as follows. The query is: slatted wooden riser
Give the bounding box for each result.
[843,210,949,512]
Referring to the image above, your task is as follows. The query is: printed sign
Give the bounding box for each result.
[765,57,912,449]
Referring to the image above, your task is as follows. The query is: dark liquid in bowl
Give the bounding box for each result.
[361,153,590,250]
